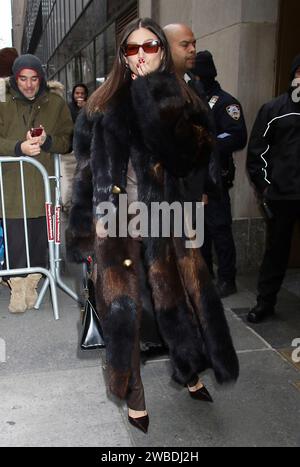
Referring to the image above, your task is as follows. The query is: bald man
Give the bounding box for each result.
[164,23,221,232]
[163,23,197,77]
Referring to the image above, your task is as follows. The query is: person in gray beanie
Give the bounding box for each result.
[0,54,73,314]
[12,54,44,79]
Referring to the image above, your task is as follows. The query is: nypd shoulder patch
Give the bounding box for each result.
[226,104,241,120]
[208,95,219,109]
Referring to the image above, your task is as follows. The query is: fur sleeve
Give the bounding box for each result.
[131,71,213,177]
[66,110,96,263]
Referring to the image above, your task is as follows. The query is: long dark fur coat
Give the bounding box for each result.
[67,71,239,399]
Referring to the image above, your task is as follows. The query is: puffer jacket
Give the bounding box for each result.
[0,78,73,217]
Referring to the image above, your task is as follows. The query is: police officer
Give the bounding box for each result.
[246,54,300,323]
[192,51,248,297]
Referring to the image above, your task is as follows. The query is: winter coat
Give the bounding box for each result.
[182,74,222,202]
[205,82,247,185]
[67,71,239,399]
[247,92,300,199]
[0,78,73,218]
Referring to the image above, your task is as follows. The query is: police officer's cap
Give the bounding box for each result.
[193,51,217,79]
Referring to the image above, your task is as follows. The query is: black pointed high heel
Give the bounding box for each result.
[188,385,213,403]
[128,414,149,434]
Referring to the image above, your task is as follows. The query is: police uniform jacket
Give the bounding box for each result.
[206,81,248,186]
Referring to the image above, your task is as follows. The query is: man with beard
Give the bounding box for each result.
[247,54,300,323]
[0,54,73,313]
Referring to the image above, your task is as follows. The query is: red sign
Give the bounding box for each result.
[55,205,61,244]
[46,203,54,242]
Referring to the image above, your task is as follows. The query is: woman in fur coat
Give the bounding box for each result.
[67,18,239,434]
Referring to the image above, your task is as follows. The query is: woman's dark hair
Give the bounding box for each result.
[87,17,174,114]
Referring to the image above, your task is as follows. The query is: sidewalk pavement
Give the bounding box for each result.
[0,264,299,447]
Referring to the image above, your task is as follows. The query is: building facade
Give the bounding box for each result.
[12,0,300,271]
[13,0,138,98]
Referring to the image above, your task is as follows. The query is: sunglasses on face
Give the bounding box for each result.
[123,40,161,57]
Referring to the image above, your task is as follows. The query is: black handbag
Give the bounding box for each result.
[80,258,105,350]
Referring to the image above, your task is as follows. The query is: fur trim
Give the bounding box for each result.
[200,284,239,382]
[131,72,213,177]
[47,80,65,97]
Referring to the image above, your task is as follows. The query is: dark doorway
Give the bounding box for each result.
[276,0,300,267]
[276,0,300,94]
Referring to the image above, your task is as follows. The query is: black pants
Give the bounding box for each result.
[201,190,236,282]
[257,200,300,308]
[3,217,48,271]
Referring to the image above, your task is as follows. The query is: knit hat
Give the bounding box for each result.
[0,47,18,77]
[12,54,45,80]
[290,54,300,81]
[193,50,217,80]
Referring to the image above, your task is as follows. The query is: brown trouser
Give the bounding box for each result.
[126,331,146,411]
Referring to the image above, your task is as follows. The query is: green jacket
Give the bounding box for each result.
[0,79,73,218]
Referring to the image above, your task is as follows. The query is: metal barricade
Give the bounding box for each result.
[0,155,79,320]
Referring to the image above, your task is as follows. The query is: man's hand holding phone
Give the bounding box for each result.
[21,126,47,157]
[27,126,47,145]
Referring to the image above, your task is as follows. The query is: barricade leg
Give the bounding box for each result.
[34,273,59,320]
[35,277,49,310]
[0,155,79,320]
[48,275,60,321]
[55,269,79,302]
[54,246,79,302]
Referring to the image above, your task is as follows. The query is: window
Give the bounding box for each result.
[105,23,116,73]
[76,0,83,18]
[95,33,105,86]
[81,41,95,90]
[70,0,76,27]
[65,0,70,33]
[66,58,76,101]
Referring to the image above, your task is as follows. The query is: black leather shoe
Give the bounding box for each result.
[216,280,237,298]
[188,385,213,403]
[247,304,275,324]
[128,414,149,434]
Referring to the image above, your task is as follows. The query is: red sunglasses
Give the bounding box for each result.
[123,40,161,57]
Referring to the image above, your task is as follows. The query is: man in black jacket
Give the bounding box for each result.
[193,51,248,297]
[247,54,300,323]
